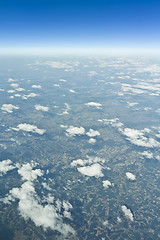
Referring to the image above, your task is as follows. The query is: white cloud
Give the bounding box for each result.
[17,163,43,181]
[14,94,21,97]
[1,104,19,113]
[7,90,15,93]
[2,163,75,236]
[42,182,52,191]
[126,172,136,181]
[0,159,15,176]
[15,87,25,92]
[141,151,153,159]
[66,126,85,137]
[71,156,105,178]
[63,201,73,220]
[102,118,160,148]
[71,155,105,167]
[85,102,102,107]
[35,105,49,112]
[127,102,138,107]
[71,159,86,167]
[60,125,68,128]
[88,138,96,144]
[27,93,38,98]
[13,123,45,135]
[103,220,108,226]
[32,85,42,89]
[10,83,19,88]
[9,181,75,235]
[59,79,67,82]
[58,103,71,115]
[121,127,160,148]
[77,163,104,177]
[144,107,152,111]
[69,89,75,93]
[102,180,112,189]
[8,78,16,82]
[86,129,100,137]
[121,205,134,221]
[156,155,160,161]
[117,216,122,223]
[100,118,123,128]
[22,93,38,99]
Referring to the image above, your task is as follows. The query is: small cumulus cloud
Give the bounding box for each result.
[102,180,113,189]
[35,104,49,112]
[1,104,19,113]
[101,118,160,148]
[17,162,43,181]
[21,93,38,100]
[121,127,160,148]
[127,102,138,107]
[88,138,96,144]
[69,89,76,93]
[59,79,67,82]
[126,172,136,181]
[60,125,68,129]
[0,159,15,176]
[14,94,21,97]
[85,102,102,107]
[58,103,71,115]
[8,78,16,82]
[71,155,105,167]
[26,93,38,98]
[86,129,100,137]
[121,205,134,221]
[71,156,105,177]
[10,83,19,88]
[117,217,122,223]
[71,159,86,167]
[141,151,153,159]
[77,163,104,178]
[15,87,25,92]
[66,126,85,137]
[7,90,15,93]
[32,85,42,89]
[12,123,45,135]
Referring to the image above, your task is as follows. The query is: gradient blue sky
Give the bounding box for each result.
[0,0,160,53]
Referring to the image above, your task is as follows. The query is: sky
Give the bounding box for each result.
[0,0,160,54]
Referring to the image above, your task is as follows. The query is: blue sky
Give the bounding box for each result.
[0,0,160,53]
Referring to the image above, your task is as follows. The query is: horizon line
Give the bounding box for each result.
[1,47,160,56]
